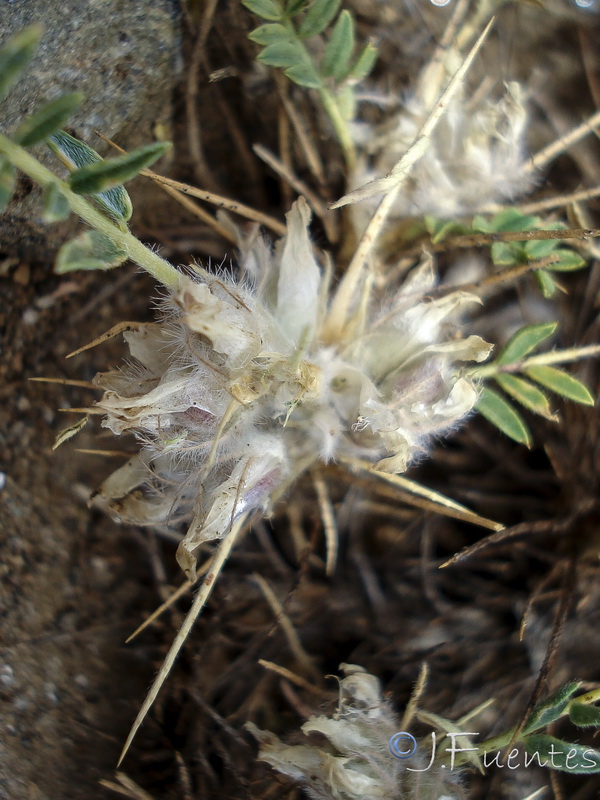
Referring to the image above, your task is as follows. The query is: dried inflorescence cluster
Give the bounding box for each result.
[248,664,463,800]
[347,6,534,221]
[92,197,491,580]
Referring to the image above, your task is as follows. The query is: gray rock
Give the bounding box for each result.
[0,0,182,261]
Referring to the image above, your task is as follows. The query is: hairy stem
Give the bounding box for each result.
[0,133,182,290]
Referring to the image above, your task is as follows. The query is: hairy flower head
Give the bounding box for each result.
[92,197,491,580]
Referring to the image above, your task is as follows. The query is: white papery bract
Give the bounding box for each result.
[92,197,491,580]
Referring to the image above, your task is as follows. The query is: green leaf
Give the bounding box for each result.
[476,387,532,446]
[523,682,581,734]
[13,92,84,147]
[546,248,586,272]
[256,40,305,68]
[299,0,341,38]
[69,141,171,195]
[346,40,378,82]
[41,182,70,223]
[525,365,595,406]
[569,701,600,728]
[495,374,556,420]
[490,241,522,266]
[425,216,469,244]
[321,10,354,80]
[497,322,558,365]
[535,268,558,298]
[0,156,16,212]
[522,735,600,774]
[248,23,290,45]
[524,237,558,260]
[48,131,133,222]
[55,231,128,273]
[242,0,283,22]
[286,0,309,12]
[472,208,539,234]
[0,25,43,103]
[283,61,322,88]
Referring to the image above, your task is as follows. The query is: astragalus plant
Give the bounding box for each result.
[1,0,599,783]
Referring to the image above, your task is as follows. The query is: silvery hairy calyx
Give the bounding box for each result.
[92,197,491,581]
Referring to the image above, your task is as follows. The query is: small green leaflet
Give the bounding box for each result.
[497,322,557,365]
[545,249,586,272]
[321,10,354,81]
[523,682,581,734]
[472,208,539,234]
[522,735,600,774]
[42,182,70,223]
[284,61,322,88]
[0,25,43,104]
[346,39,378,82]
[495,374,556,421]
[0,156,16,212]
[48,131,133,222]
[55,230,127,273]
[525,365,594,405]
[535,268,559,298]
[241,0,283,22]
[68,141,171,195]
[477,386,531,447]
[298,0,341,38]
[13,93,84,147]
[569,701,600,728]
[257,40,305,68]
[424,215,469,244]
[286,0,309,13]
[248,23,290,45]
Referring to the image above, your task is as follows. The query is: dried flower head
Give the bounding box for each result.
[346,12,534,220]
[247,664,463,800]
[92,197,491,581]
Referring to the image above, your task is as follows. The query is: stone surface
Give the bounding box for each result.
[0,0,182,261]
